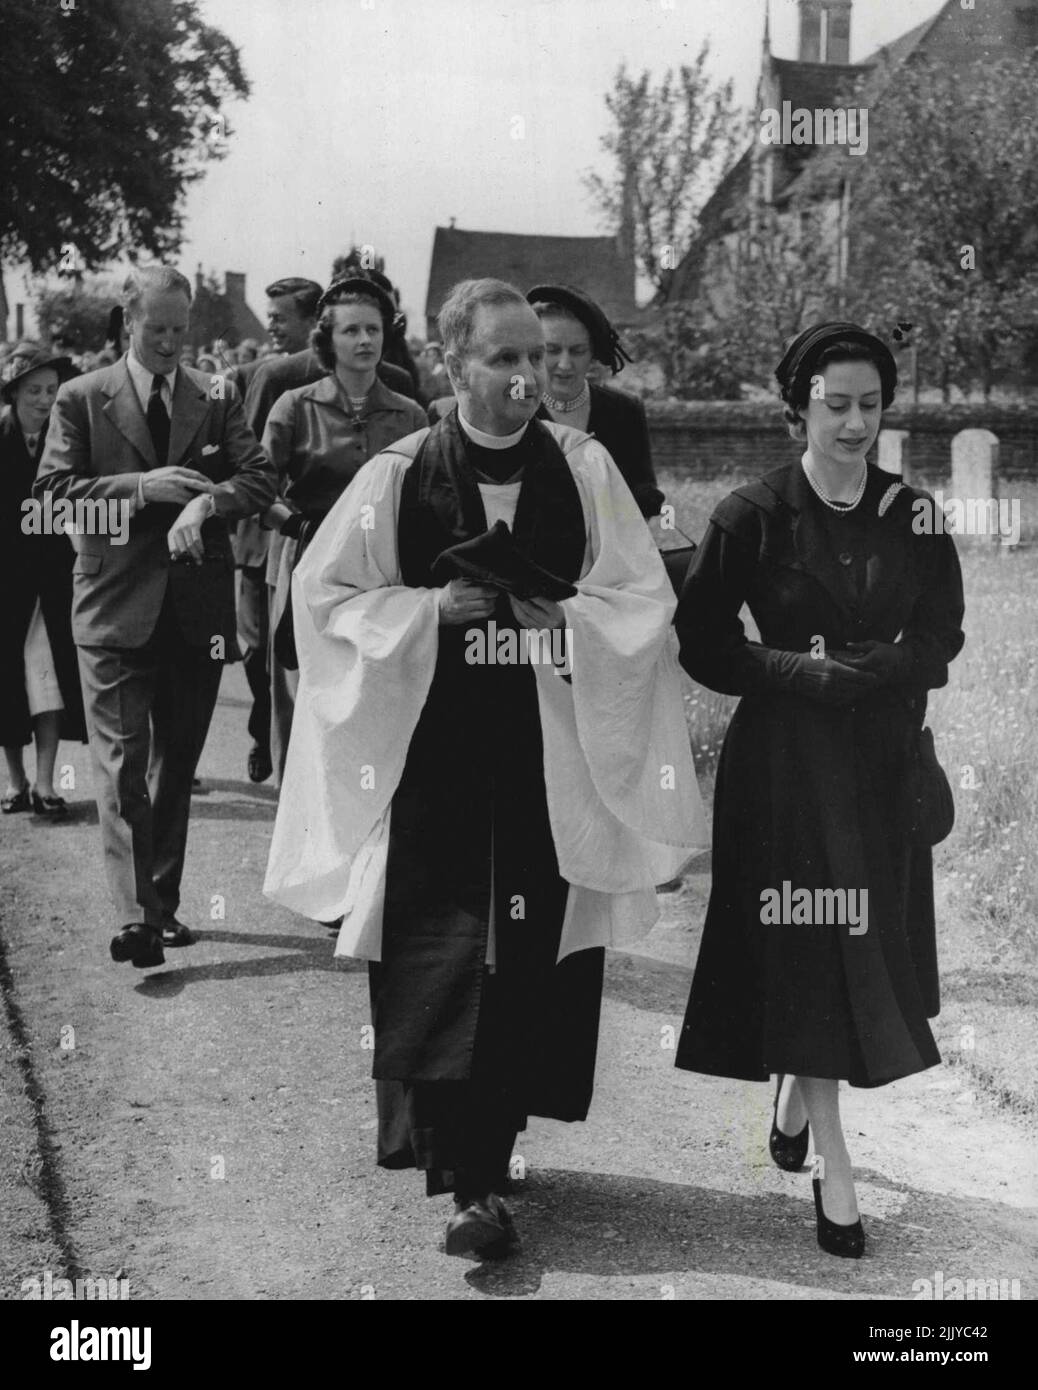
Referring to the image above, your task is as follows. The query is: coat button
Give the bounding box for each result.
[838,551,853,565]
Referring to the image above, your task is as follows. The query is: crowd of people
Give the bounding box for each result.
[1,259,964,1266]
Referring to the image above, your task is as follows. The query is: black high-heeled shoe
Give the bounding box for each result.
[769,1074,809,1171]
[812,1176,865,1258]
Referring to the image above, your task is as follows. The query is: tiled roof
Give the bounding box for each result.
[425,226,636,323]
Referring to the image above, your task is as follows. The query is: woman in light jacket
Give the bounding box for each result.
[262,278,426,785]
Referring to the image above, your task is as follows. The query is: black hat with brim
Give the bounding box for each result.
[317,276,396,329]
[1,349,78,404]
[431,520,578,601]
[526,284,632,375]
[775,321,897,409]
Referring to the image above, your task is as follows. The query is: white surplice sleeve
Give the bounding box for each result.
[263,436,438,930]
[535,429,709,958]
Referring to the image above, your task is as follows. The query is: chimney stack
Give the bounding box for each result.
[798,0,852,64]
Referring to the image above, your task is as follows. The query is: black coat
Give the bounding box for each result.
[0,411,87,746]
[673,462,965,1087]
[538,382,664,518]
[372,416,604,1117]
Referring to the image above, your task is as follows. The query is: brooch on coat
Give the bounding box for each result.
[878,482,904,518]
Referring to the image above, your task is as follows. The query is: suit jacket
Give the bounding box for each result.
[33,357,277,652]
[537,382,664,518]
[225,356,266,401]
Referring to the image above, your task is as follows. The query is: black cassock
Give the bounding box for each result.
[369,412,604,1195]
[674,462,965,1089]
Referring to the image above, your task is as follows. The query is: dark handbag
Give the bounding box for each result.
[658,524,698,598]
[902,725,955,846]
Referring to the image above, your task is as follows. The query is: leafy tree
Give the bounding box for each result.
[584,49,739,299]
[32,276,119,351]
[835,52,1038,398]
[0,0,249,272]
[629,204,841,399]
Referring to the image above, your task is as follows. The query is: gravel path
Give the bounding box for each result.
[2,666,1035,1300]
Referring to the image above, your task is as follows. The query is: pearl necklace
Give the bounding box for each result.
[542,383,590,413]
[802,455,867,512]
[348,394,368,413]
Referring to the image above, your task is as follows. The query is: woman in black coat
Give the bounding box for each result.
[1,345,86,818]
[673,323,964,1258]
[526,284,664,519]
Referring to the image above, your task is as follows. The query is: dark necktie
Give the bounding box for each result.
[147,373,170,466]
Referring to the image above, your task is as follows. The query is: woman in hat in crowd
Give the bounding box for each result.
[525,284,664,519]
[673,322,965,1257]
[1,344,86,818]
[261,277,427,785]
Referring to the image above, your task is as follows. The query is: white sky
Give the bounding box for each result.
[181,0,945,328]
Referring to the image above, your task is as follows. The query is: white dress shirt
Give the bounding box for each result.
[124,350,212,520]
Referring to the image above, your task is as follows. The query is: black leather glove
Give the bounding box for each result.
[831,639,912,685]
[767,649,881,706]
[280,511,306,539]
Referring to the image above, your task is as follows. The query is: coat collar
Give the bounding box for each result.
[755,461,912,624]
[101,356,210,468]
[298,371,404,416]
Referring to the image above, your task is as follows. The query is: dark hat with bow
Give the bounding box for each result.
[526,284,633,375]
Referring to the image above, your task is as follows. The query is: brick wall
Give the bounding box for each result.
[646,401,1038,484]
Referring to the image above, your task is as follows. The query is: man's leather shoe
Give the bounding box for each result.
[444,1193,518,1259]
[248,743,272,783]
[110,925,165,969]
[161,919,196,948]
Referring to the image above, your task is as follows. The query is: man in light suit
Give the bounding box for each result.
[34,265,277,970]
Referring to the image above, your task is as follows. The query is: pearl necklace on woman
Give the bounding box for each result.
[542,382,590,413]
[802,454,868,512]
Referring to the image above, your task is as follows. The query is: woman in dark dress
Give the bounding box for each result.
[674,323,964,1257]
[525,283,664,519]
[1,345,86,818]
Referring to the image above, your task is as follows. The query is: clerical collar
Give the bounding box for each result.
[457,411,529,450]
